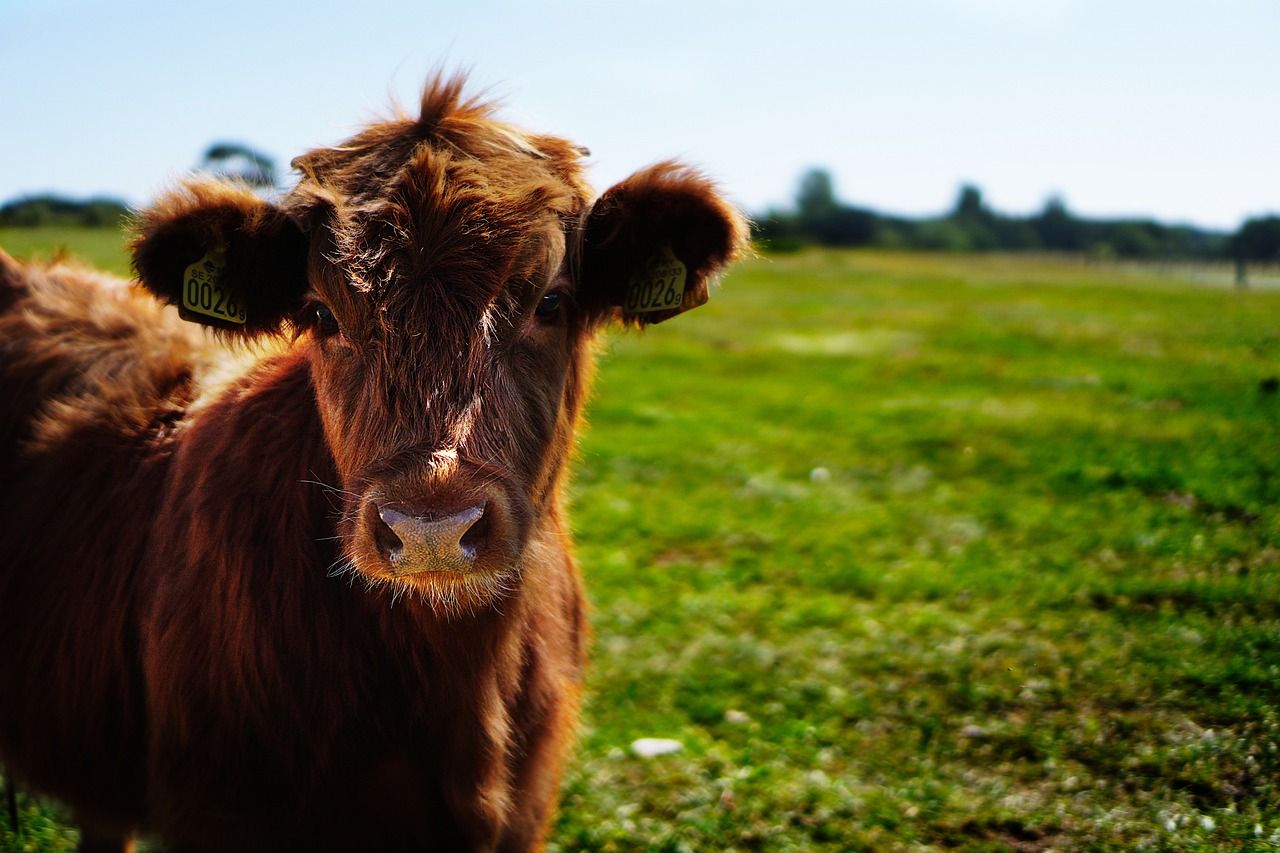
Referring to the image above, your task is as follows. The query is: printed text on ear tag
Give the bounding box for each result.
[623,245,686,313]
[181,246,245,325]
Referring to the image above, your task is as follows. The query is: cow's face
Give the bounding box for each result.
[288,134,593,612]
[131,78,746,612]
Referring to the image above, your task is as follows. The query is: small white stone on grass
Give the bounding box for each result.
[724,709,751,725]
[631,737,682,758]
[810,467,831,483]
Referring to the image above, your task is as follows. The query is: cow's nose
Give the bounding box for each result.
[374,503,487,574]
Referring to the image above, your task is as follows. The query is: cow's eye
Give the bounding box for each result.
[535,292,562,318]
[310,303,340,338]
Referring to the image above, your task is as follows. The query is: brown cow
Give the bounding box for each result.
[0,74,746,852]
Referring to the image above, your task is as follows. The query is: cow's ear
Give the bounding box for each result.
[129,179,309,336]
[577,161,749,325]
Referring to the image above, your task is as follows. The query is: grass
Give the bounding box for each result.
[0,226,134,276]
[2,230,1278,851]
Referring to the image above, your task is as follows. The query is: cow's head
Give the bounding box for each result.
[131,76,746,612]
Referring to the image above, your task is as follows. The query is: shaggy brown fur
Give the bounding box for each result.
[0,74,747,852]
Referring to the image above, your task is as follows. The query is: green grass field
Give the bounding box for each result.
[2,228,1278,851]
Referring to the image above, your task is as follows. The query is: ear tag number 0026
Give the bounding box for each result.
[181,247,245,325]
[623,245,686,313]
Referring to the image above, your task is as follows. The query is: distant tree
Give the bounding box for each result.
[199,142,277,189]
[826,206,879,246]
[1086,220,1160,259]
[990,218,1042,251]
[1033,196,1081,251]
[944,184,995,249]
[796,168,839,220]
[1166,225,1227,258]
[1231,216,1280,261]
[913,219,974,252]
[792,168,877,246]
[953,184,986,220]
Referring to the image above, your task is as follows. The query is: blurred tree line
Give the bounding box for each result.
[0,142,277,228]
[0,195,129,227]
[756,168,1280,262]
[5,155,1278,266]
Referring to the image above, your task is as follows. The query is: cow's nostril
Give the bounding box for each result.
[373,511,405,560]
[459,506,491,557]
[375,503,487,574]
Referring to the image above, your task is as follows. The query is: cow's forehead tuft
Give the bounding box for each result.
[287,75,591,216]
[286,76,591,313]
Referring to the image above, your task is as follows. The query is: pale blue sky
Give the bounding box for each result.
[2,0,1276,230]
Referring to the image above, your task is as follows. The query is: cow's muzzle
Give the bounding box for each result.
[374,502,490,575]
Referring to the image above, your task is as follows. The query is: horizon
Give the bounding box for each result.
[3,0,1277,232]
[756,173,1251,233]
[0,170,1251,236]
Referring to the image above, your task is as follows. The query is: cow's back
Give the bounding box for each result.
[0,250,202,828]
[0,250,208,458]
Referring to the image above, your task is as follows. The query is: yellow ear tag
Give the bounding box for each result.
[180,246,245,326]
[623,245,687,313]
